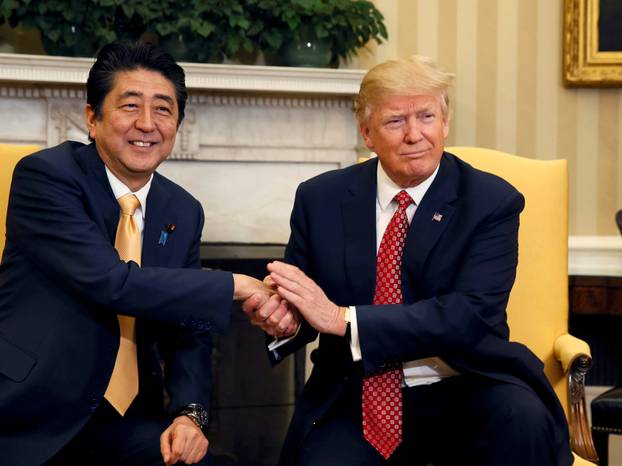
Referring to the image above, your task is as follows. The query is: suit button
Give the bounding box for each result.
[90,397,99,409]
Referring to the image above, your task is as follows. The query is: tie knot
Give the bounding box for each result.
[118,194,140,216]
[394,190,414,209]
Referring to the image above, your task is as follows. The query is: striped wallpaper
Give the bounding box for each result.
[350,0,622,236]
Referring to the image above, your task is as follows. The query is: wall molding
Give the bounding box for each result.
[0,53,365,95]
[569,235,622,276]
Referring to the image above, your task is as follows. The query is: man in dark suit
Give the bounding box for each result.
[0,42,290,466]
[249,56,573,465]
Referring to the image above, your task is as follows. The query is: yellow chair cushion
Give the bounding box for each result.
[0,143,40,255]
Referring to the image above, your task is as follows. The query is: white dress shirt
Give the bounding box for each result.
[105,167,153,241]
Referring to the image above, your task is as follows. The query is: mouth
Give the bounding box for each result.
[129,140,157,148]
[401,148,430,157]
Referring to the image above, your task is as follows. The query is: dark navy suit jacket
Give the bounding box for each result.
[0,142,233,466]
[272,153,572,466]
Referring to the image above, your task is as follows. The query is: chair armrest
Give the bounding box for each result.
[554,334,591,372]
[554,333,598,463]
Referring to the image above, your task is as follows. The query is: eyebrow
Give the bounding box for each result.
[119,90,175,105]
[381,112,406,119]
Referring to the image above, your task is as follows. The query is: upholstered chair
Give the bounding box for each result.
[448,147,597,465]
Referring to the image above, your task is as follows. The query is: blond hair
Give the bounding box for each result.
[354,55,454,124]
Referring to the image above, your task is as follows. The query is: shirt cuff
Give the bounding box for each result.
[349,306,362,361]
[267,321,302,352]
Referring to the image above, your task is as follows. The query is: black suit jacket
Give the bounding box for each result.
[272,153,572,466]
[0,142,233,466]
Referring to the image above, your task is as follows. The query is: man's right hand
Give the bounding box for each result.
[241,292,300,338]
[232,273,273,302]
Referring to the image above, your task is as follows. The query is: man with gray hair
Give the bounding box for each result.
[248,55,572,465]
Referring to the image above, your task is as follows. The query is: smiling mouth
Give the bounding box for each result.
[130,140,156,147]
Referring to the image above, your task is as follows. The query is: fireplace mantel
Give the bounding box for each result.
[0,53,366,245]
[0,52,365,95]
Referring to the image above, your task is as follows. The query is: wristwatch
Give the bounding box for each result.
[177,403,209,431]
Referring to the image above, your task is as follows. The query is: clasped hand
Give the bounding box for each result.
[238,261,347,338]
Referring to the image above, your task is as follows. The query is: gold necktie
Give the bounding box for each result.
[104,194,141,415]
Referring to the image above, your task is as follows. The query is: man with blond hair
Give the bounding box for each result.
[249,56,572,465]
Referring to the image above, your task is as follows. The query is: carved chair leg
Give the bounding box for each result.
[568,355,599,462]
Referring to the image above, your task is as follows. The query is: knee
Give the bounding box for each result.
[491,390,554,440]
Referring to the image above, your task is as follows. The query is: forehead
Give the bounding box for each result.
[108,68,177,103]
[374,94,442,116]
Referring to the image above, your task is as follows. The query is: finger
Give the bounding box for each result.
[189,433,209,463]
[274,310,294,335]
[276,285,306,313]
[264,300,289,328]
[262,309,292,337]
[170,429,187,464]
[284,321,299,336]
[269,271,309,298]
[254,294,282,322]
[160,429,172,465]
[268,262,315,291]
[284,308,301,334]
[188,438,209,464]
[263,275,277,289]
[241,293,262,314]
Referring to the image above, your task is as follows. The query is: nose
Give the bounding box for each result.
[404,121,423,144]
[135,108,155,132]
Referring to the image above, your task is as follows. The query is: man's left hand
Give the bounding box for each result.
[268,261,347,336]
[160,416,208,466]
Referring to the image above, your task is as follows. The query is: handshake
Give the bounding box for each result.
[232,260,348,338]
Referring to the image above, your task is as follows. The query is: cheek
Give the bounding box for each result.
[160,123,178,141]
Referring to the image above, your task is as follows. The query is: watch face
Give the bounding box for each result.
[180,404,209,429]
[194,410,209,427]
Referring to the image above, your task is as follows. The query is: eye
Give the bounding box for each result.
[384,118,404,128]
[156,105,173,115]
[121,103,138,110]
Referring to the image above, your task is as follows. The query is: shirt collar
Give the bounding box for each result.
[376,159,440,211]
[104,167,153,219]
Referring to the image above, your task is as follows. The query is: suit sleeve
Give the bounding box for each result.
[7,151,233,334]
[357,189,524,375]
[158,202,215,412]
[267,183,319,364]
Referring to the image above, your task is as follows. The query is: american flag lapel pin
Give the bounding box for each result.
[432,212,443,222]
[158,223,176,246]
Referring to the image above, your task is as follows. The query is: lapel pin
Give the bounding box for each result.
[158,223,176,246]
[432,212,443,222]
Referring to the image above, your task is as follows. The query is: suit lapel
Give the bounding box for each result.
[141,174,175,267]
[403,153,459,286]
[76,143,120,243]
[342,158,378,304]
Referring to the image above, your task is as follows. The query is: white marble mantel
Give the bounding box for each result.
[0,52,365,94]
[0,53,366,245]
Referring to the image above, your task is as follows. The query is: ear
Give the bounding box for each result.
[442,117,450,139]
[85,104,97,140]
[359,121,375,151]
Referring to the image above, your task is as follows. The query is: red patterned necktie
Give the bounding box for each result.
[362,189,413,459]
